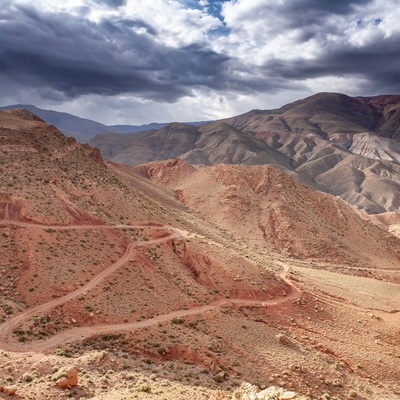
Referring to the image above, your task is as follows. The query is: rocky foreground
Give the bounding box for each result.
[210,382,308,400]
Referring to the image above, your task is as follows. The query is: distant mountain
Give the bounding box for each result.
[0,104,111,142]
[225,92,400,155]
[91,93,400,214]
[90,121,294,173]
[224,92,400,213]
[0,104,207,142]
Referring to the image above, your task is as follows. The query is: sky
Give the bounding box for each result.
[1,0,400,125]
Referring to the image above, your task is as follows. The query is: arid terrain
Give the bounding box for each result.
[91,93,400,219]
[0,108,400,400]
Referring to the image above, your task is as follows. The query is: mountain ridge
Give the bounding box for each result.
[114,158,400,268]
[90,92,400,214]
[0,104,207,142]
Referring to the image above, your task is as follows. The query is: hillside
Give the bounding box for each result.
[113,159,400,269]
[227,92,400,140]
[91,93,400,215]
[1,108,292,316]
[0,109,296,398]
[0,104,169,142]
[0,104,209,143]
[0,110,400,400]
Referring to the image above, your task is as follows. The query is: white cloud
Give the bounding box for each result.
[378,8,400,38]
[42,87,311,125]
[122,0,223,48]
[217,1,335,67]
[346,19,384,47]
[48,91,242,125]
[11,0,223,47]
[343,0,400,45]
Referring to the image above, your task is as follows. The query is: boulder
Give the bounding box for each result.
[56,366,78,389]
[56,377,71,389]
[0,386,17,396]
[208,382,302,400]
[280,392,297,400]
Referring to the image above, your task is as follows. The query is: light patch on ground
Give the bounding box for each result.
[294,266,400,312]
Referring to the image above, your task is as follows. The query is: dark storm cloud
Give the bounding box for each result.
[325,40,400,94]
[0,2,279,103]
[251,0,374,27]
[287,0,373,15]
[237,0,376,44]
[0,2,290,102]
[93,0,127,7]
[1,0,399,107]
[261,31,400,94]
[118,19,157,36]
[244,0,400,95]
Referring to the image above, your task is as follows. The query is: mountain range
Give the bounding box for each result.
[0,101,400,399]
[90,92,400,215]
[0,104,207,143]
[110,158,400,268]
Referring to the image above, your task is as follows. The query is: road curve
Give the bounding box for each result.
[0,219,299,353]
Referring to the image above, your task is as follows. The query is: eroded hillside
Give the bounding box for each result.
[116,158,400,269]
[91,93,400,216]
[0,110,399,400]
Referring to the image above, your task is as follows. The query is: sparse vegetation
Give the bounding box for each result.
[0,109,399,400]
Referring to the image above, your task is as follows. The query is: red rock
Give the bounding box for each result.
[3,386,17,396]
[56,367,78,389]
[56,377,70,389]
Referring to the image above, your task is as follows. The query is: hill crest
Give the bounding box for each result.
[90,93,400,215]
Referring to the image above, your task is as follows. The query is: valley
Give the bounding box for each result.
[0,105,399,400]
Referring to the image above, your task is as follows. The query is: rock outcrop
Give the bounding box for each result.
[55,366,78,389]
[0,385,17,396]
[209,382,307,400]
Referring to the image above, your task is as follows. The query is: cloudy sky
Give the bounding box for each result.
[1,0,400,125]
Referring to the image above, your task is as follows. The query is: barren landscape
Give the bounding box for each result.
[91,93,400,217]
[0,108,400,400]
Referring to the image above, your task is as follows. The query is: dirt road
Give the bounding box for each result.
[0,219,299,353]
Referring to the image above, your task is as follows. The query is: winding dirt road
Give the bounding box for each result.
[0,219,300,353]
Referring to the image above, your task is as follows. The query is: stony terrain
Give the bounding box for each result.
[90,93,400,217]
[0,109,399,400]
[117,158,400,269]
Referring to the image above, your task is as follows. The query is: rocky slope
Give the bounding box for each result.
[91,121,294,173]
[0,108,289,313]
[1,110,400,400]
[113,158,400,269]
[210,382,306,400]
[0,104,170,142]
[227,93,400,214]
[227,92,400,140]
[91,93,400,215]
[0,109,157,225]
